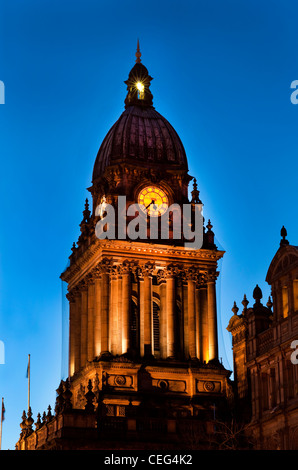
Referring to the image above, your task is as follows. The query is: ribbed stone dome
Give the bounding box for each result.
[92,44,188,183]
[92,105,188,182]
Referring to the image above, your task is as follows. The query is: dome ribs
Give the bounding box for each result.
[123,107,134,159]
[92,105,188,182]
[95,121,117,175]
[152,114,168,163]
[144,112,154,160]
[114,111,128,160]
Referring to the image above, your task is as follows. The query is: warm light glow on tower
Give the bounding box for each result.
[136,81,144,99]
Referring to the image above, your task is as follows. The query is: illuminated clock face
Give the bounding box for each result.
[138,186,169,217]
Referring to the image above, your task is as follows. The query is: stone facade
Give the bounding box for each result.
[15,47,234,450]
[227,228,298,449]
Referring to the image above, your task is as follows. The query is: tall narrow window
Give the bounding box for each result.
[282,286,289,318]
[261,372,269,411]
[153,301,160,353]
[130,300,138,351]
[293,280,298,312]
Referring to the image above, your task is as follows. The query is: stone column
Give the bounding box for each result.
[110,266,119,355]
[165,265,178,359]
[199,284,208,362]
[177,277,184,359]
[67,291,76,377]
[188,279,196,359]
[117,268,123,355]
[182,279,188,359]
[100,258,112,354]
[166,278,175,358]
[157,271,167,359]
[87,277,95,362]
[80,280,88,367]
[121,261,132,354]
[142,262,154,357]
[93,271,102,357]
[207,272,218,361]
[185,267,198,359]
[195,284,200,360]
[138,269,145,357]
[74,288,81,373]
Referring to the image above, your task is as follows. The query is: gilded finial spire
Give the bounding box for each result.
[135,39,141,63]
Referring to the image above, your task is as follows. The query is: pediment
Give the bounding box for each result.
[266,245,298,284]
[226,313,246,333]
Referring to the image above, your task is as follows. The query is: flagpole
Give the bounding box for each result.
[28,354,30,411]
[0,397,3,450]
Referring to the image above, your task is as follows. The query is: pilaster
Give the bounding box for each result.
[207,271,219,361]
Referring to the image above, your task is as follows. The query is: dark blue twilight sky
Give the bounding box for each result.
[0,0,297,449]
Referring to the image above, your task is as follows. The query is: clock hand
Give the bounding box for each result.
[145,199,156,210]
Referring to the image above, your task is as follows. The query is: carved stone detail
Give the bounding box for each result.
[184,265,200,282]
[139,261,155,278]
[203,381,215,392]
[114,375,126,386]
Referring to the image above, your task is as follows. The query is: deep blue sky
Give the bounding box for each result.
[0,0,298,449]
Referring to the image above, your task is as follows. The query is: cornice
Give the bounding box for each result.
[61,238,224,287]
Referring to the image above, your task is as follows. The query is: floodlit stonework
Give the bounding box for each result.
[227,227,298,450]
[16,45,233,451]
[15,45,298,451]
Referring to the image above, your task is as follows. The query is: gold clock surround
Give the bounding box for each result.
[137,185,169,217]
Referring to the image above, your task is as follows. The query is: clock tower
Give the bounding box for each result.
[16,44,233,450]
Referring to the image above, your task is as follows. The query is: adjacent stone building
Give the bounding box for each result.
[227,227,298,449]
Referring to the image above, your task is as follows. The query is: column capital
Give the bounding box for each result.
[92,257,113,278]
[139,261,155,278]
[164,263,183,278]
[118,259,138,275]
[206,271,219,283]
[67,285,81,300]
[100,257,114,274]
[165,263,181,278]
[157,269,166,284]
[156,264,181,283]
[66,291,76,302]
[184,265,199,282]
[77,278,89,292]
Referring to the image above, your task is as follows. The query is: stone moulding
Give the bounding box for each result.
[61,238,224,286]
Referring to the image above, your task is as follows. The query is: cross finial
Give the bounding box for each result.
[135,39,141,63]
